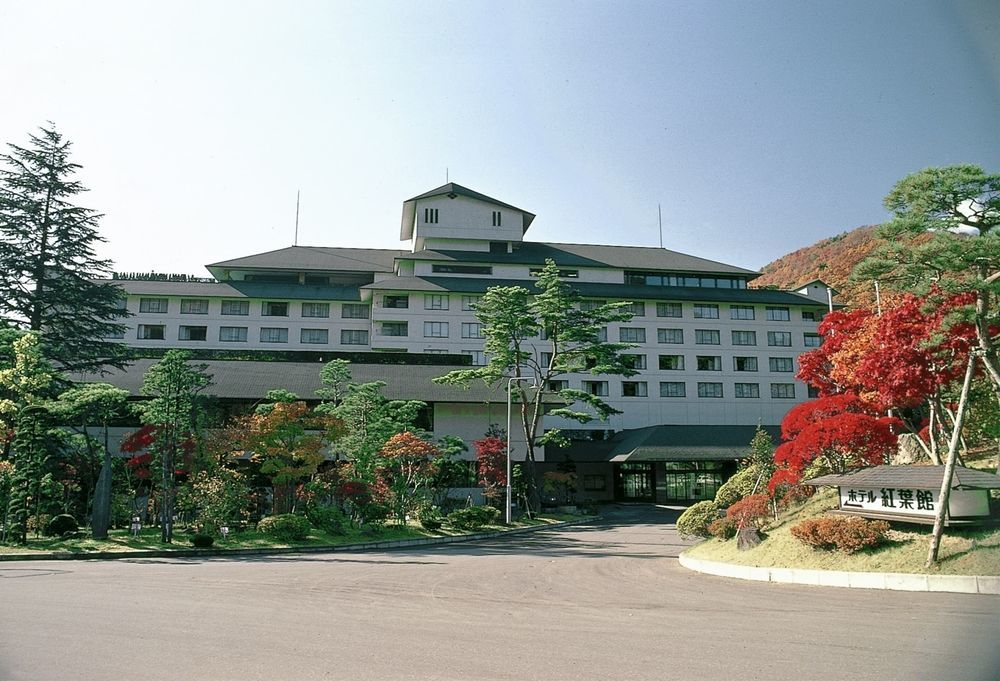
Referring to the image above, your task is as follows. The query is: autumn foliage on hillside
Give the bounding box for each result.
[751,225,924,307]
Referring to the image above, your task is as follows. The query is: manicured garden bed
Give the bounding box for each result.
[0,514,581,558]
[683,488,1000,576]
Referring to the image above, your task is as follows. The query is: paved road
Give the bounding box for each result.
[1,506,997,681]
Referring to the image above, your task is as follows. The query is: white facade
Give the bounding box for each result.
[106,183,827,445]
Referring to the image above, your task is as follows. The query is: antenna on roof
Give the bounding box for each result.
[658,203,663,249]
[294,190,300,246]
[446,167,449,182]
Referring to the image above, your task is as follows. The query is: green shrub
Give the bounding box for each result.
[676,501,720,539]
[791,516,891,554]
[715,466,764,508]
[419,507,444,531]
[725,494,772,529]
[707,517,737,539]
[357,502,390,528]
[45,514,79,537]
[306,505,346,535]
[191,534,215,548]
[447,505,501,530]
[257,513,311,541]
[27,514,51,535]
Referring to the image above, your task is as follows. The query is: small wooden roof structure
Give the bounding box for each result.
[807,465,1000,491]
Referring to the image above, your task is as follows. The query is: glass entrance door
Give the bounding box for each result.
[613,463,655,502]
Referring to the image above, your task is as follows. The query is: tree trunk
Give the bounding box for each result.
[91,456,112,539]
[926,355,975,568]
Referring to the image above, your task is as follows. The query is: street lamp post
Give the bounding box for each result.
[506,376,536,525]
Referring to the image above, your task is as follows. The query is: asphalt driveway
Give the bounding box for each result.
[1,505,996,681]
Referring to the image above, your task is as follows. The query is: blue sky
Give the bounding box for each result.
[1,0,997,275]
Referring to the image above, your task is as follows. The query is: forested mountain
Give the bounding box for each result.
[751,225,884,307]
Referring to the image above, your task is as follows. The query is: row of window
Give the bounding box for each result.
[618,327,821,347]
[138,298,371,319]
[567,380,798,399]
[619,354,796,373]
[623,271,750,290]
[136,324,370,345]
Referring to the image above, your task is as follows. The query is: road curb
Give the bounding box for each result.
[0,516,595,563]
[677,552,1000,594]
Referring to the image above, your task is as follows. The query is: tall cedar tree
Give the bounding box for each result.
[138,350,212,543]
[0,125,128,372]
[434,259,636,511]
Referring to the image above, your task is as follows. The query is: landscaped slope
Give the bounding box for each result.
[684,488,1000,576]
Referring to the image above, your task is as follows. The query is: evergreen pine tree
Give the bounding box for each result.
[0,124,129,373]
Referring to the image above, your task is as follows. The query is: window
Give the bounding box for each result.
[529,267,579,278]
[461,350,486,366]
[221,300,249,316]
[695,329,720,345]
[596,327,608,342]
[106,328,125,339]
[768,331,792,347]
[424,294,449,310]
[490,241,507,254]
[547,380,568,391]
[802,310,819,321]
[766,306,790,321]
[178,325,207,341]
[658,354,684,370]
[424,207,439,223]
[693,304,719,319]
[656,302,682,318]
[734,383,760,399]
[539,352,553,367]
[731,330,756,346]
[734,356,758,372]
[341,329,369,345]
[300,328,329,344]
[626,301,645,317]
[260,327,288,343]
[583,475,606,491]
[621,354,647,370]
[180,299,209,314]
[301,303,330,318]
[621,381,648,397]
[137,324,165,340]
[219,326,247,342]
[492,210,502,227]
[139,298,168,313]
[658,328,683,344]
[808,385,821,398]
[659,381,686,397]
[432,264,493,275]
[383,295,409,309]
[305,275,329,285]
[697,382,723,398]
[424,321,449,338]
[341,303,370,319]
[583,381,609,396]
[424,349,447,354]
[804,333,822,348]
[730,305,755,320]
[769,357,794,372]
[262,301,288,317]
[619,327,646,343]
[459,322,483,339]
[580,299,606,312]
[380,322,408,337]
[697,356,722,371]
[771,383,796,399]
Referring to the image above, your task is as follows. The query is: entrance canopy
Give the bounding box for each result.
[561,425,780,463]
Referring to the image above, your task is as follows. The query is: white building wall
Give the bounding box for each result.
[413,195,524,245]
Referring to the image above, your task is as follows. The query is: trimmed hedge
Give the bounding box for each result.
[45,514,79,537]
[790,516,891,554]
[257,514,311,541]
[447,506,501,530]
[714,465,765,508]
[676,501,720,539]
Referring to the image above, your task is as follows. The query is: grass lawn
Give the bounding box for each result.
[684,488,1000,576]
[0,514,577,557]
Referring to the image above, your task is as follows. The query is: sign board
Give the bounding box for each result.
[838,486,990,520]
